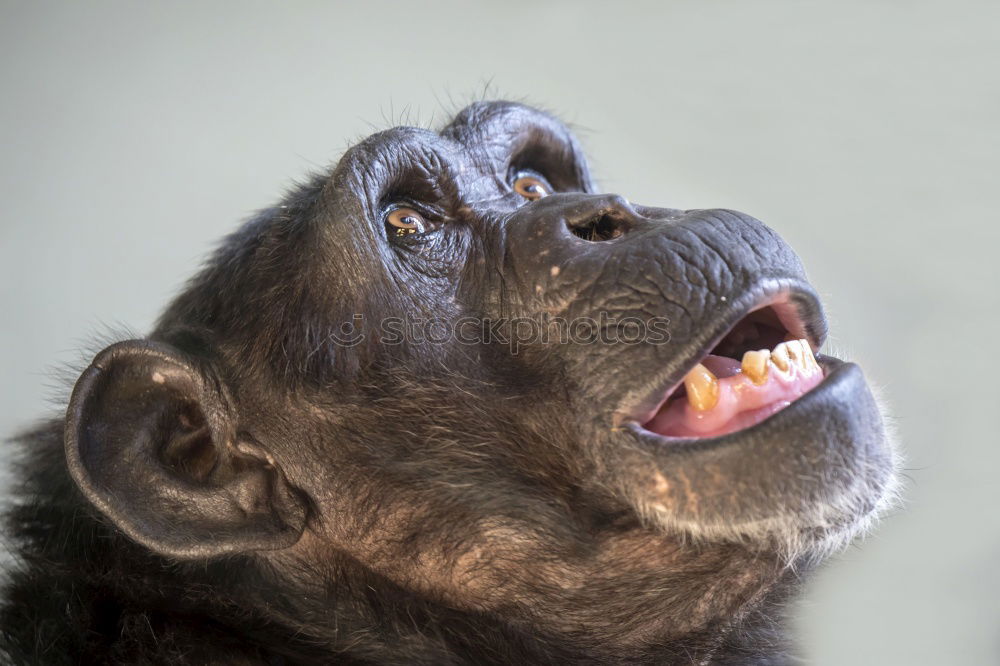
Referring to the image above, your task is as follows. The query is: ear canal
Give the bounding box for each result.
[65,340,308,559]
[160,400,219,482]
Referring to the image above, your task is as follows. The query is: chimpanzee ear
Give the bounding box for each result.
[65,340,307,559]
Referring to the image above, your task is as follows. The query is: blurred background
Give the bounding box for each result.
[2,1,997,663]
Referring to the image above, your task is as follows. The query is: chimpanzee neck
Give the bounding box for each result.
[235,551,800,664]
[0,421,796,664]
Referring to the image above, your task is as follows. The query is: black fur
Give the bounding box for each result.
[1,102,895,664]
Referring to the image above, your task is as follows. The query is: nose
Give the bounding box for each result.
[531,193,640,243]
[499,194,819,350]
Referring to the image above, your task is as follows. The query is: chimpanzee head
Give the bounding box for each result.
[62,102,897,658]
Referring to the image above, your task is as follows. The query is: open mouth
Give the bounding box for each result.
[639,299,827,439]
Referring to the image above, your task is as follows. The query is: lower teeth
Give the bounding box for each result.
[683,339,819,412]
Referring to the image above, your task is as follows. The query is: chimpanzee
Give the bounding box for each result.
[0,101,898,665]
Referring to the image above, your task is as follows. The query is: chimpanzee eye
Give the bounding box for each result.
[512,173,552,201]
[385,206,431,237]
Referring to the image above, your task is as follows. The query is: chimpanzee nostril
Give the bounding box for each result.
[567,214,627,242]
[554,194,635,242]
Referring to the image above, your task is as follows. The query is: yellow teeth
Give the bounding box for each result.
[741,349,771,384]
[770,343,791,372]
[684,363,720,411]
[683,340,819,411]
[739,339,819,383]
[766,339,819,377]
[784,339,805,365]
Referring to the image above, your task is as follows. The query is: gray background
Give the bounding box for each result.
[2,1,997,663]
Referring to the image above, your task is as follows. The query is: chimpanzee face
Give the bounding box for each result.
[64,101,897,646]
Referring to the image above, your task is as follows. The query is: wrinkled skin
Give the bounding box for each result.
[0,102,897,665]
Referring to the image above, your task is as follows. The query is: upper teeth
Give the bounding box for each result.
[684,339,820,412]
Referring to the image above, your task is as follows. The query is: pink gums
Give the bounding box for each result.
[644,354,824,439]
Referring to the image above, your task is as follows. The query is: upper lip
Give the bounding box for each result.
[614,278,828,427]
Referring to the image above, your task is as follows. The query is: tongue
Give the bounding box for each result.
[645,345,823,439]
